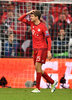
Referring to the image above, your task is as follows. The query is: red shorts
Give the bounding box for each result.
[33,49,47,65]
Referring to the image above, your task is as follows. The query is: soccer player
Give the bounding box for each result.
[18,10,57,93]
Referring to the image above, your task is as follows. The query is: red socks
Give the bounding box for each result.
[42,72,54,84]
[36,72,54,90]
[36,72,42,90]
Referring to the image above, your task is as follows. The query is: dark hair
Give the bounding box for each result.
[31,10,41,20]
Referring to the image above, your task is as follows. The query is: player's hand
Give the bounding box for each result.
[26,10,36,15]
[30,10,36,13]
[47,51,52,61]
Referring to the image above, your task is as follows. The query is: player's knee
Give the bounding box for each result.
[35,62,42,72]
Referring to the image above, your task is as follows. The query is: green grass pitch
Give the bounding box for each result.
[0,88,72,100]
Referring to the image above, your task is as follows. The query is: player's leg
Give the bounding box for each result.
[40,49,54,84]
[32,49,42,93]
[42,71,58,92]
[35,62,42,90]
[32,49,57,93]
[41,49,57,92]
[42,71,54,84]
[32,62,42,93]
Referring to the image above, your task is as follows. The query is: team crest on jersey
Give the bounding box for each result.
[38,29,40,32]
[33,26,34,28]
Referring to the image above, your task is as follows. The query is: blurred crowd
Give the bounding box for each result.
[0,1,72,58]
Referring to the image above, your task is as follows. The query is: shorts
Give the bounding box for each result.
[33,48,47,65]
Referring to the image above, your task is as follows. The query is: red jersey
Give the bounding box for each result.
[18,14,51,50]
[31,22,49,49]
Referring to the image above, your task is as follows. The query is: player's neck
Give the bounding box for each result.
[34,20,40,25]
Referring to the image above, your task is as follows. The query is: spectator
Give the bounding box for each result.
[68,22,72,37]
[24,2,33,40]
[62,7,72,24]
[0,10,14,36]
[39,4,53,40]
[53,29,69,58]
[17,2,32,39]
[0,3,7,24]
[67,22,72,58]
[0,2,71,58]
[10,21,27,41]
[4,32,19,57]
[53,13,69,40]
[0,10,14,57]
[0,2,15,25]
[41,4,53,29]
[8,20,27,57]
[65,22,72,39]
[50,4,63,22]
[18,2,33,57]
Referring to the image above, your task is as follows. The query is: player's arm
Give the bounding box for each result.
[18,10,35,25]
[43,24,52,60]
[46,36,52,61]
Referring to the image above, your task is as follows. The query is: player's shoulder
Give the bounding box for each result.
[40,22,46,27]
[40,22,46,25]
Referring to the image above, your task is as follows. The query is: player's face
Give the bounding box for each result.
[8,11,14,18]
[9,34,14,42]
[30,14,38,22]
[62,10,68,15]
[59,14,66,21]
[59,29,65,35]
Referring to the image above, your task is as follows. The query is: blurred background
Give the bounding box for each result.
[0,0,72,58]
[0,0,72,89]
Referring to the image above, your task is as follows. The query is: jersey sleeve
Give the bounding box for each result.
[42,24,51,51]
[47,37,51,51]
[18,14,31,25]
[42,24,50,38]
